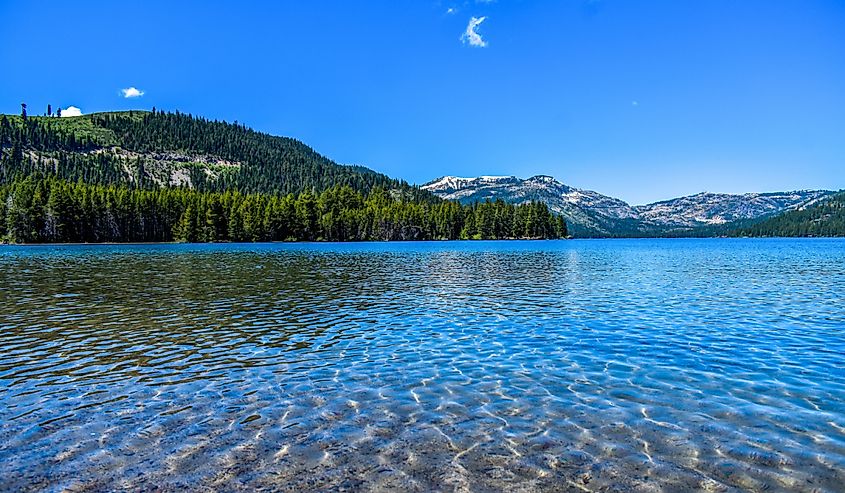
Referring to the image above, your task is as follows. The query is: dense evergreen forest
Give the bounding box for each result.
[0,176,566,243]
[0,110,429,198]
[0,108,566,243]
[730,192,845,237]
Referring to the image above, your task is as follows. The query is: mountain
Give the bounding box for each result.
[422,175,640,236]
[4,111,837,239]
[0,111,566,244]
[635,191,834,228]
[0,110,429,200]
[422,175,836,237]
[731,191,845,237]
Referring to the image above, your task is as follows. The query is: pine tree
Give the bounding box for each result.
[174,203,199,242]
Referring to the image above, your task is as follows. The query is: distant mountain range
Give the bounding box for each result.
[2,109,841,239]
[422,175,836,237]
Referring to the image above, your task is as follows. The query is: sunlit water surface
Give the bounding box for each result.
[1,239,844,492]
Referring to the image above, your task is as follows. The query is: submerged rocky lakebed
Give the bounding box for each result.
[1,239,843,491]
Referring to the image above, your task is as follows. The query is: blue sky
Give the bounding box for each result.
[1,0,843,204]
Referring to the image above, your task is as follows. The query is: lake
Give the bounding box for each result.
[1,239,843,492]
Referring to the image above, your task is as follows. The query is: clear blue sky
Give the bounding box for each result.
[1,0,843,204]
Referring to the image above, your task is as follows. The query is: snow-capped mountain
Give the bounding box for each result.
[422,175,641,236]
[422,175,836,237]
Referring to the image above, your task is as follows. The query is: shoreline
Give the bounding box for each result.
[2,236,843,246]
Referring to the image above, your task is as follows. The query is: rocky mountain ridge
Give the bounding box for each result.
[422,175,835,236]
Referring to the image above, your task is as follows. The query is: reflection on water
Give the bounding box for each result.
[1,240,844,492]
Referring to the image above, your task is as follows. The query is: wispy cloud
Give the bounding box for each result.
[461,16,488,47]
[121,87,145,98]
[446,7,456,14]
[60,106,83,117]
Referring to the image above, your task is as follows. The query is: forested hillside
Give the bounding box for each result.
[0,176,566,243]
[0,109,568,243]
[731,192,845,237]
[0,110,428,198]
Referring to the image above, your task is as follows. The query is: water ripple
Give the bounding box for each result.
[0,239,844,492]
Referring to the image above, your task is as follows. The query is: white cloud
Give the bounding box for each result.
[60,106,83,117]
[121,87,145,98]
[461,16,488,47]
[447,7,456,14]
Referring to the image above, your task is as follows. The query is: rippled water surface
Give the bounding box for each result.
[1,239,844,492]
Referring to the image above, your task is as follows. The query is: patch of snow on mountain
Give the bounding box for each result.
[422,174,835,236]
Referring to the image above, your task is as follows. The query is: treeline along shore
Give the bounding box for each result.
[0,176,566,243]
